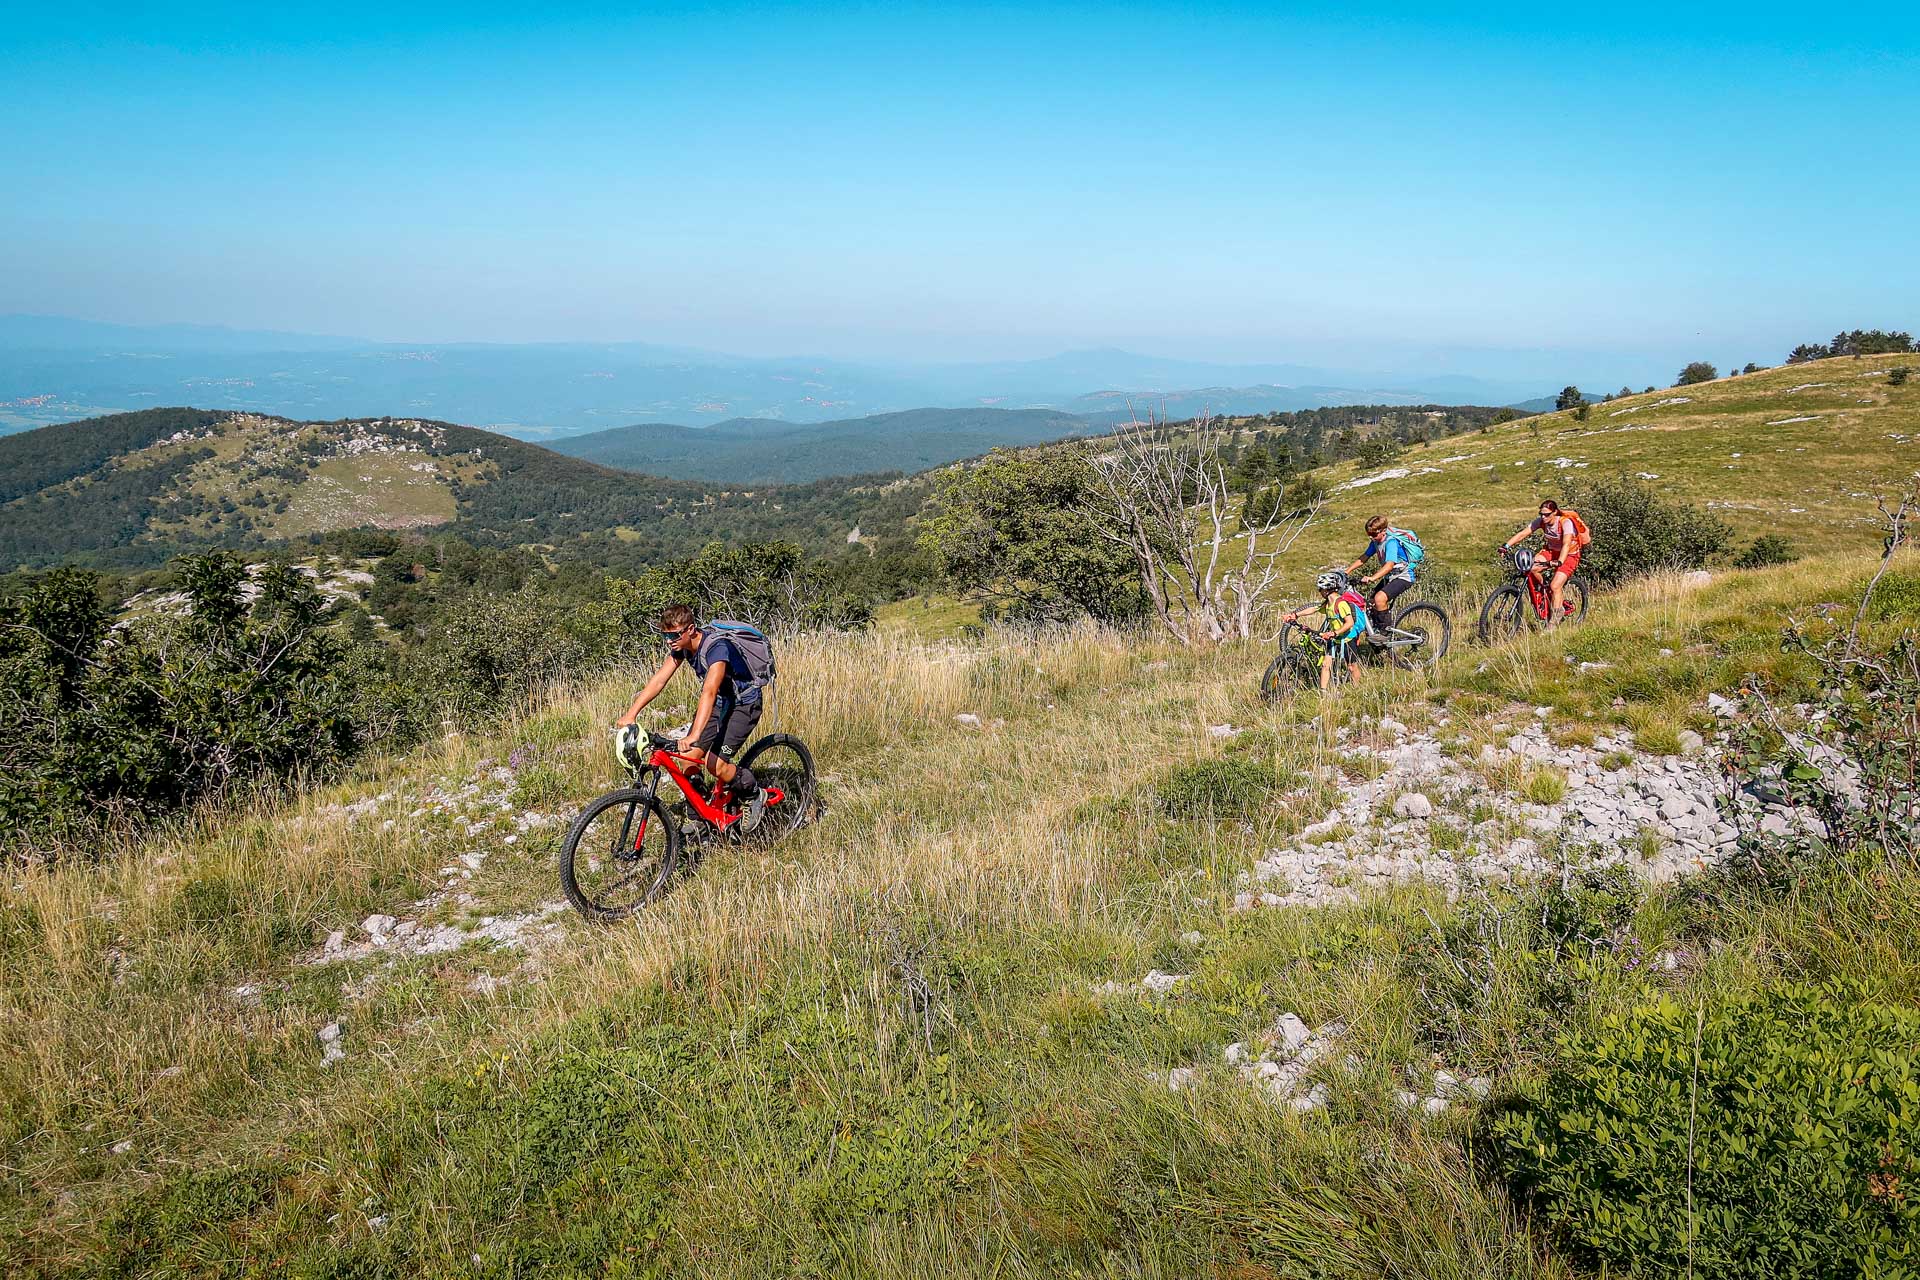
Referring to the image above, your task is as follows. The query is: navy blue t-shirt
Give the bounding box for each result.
[686,632,762,706]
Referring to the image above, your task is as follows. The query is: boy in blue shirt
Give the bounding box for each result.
[1345,514,1419,634]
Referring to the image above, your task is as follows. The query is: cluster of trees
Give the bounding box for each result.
[921,416,1322,645]
[2,533,882,857]
[1787,330,1915,363]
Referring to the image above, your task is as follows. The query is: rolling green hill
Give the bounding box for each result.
[1273,353,1919,570]
[0,408,925,571]
[549,406,1095,482]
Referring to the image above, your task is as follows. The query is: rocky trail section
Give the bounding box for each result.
[1232,700,1807,912]
[278,762,576,1064]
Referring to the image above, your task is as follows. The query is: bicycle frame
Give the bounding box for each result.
[632,743,788,833]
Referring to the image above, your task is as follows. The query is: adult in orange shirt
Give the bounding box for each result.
[1502,499,1582,628]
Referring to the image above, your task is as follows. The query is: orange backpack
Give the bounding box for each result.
[1561,509,1593,549]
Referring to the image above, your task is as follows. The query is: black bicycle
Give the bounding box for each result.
[1477,547,1589,643]
[558,729,818,922]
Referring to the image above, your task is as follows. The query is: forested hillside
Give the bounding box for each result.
[551,407,1094,482]
[0,409,921,571]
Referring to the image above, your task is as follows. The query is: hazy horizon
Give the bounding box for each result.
[5,3,1915,376]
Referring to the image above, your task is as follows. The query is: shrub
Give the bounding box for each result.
[1552,474,1732,587]
[1891,366,1912,387]
[1492,986,1920,1278]
[1280,472,1329,515]
[1733,534,1799,569]
[1677,360,1718,385]
[1554,386,1586,412]
[1156,758,1276,819]
[0,555,377,854]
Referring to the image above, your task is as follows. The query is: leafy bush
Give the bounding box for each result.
[1155,758,1276,819]
[919,448,1147,625]
[1733,534,1799,569]
[1492,986,1920,1278]
[1677,360,1718,385]
[1551,474,1732,587]
[1890,366,1912,387]
[0,555,379,853]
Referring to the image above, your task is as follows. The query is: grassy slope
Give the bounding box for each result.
[1279,354,1917,572]
[6,542,1917,1275]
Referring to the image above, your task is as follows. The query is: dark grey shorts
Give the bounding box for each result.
[691,697,761,758]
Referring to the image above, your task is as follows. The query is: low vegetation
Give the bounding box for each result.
[3,537,1916,1275]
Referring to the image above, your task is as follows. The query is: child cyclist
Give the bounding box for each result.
[1277,572,1366,691]
[1345,514,1420,635]
[614,604,768,831]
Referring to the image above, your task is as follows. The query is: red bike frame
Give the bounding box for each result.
[1523,561,1578,620]
[630,740,789,843]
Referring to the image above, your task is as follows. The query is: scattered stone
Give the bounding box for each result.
[1167,1066,1196,1091]
[318,1021,344,1044]
[1706,693,1739,718]
[1270,1012,1312,1053]
[1224,1042,1249,1065]
[1677,730,1705,754]
[110,1140,133,1155]
[1206,723,1239,739]
[323,931,346,954]
[1141,970,1187,995]
[1179,930,1204,947]
[367,1215,389,1232]
[1392,792,1434,820]
[362,914,397,940]
[1422,1095,1451,1116]
[954,713,982,728]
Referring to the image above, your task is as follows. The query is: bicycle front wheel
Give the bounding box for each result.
[1477,584,1527,645]
[1260,624,1315,703]
[1389,602,1452,670]
[557,787,681,922]
[736,734,818,842]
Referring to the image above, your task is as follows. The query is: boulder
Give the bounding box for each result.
[1392,793,1434,820]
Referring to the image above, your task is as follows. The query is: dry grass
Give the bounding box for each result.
[4,547,1913,1274]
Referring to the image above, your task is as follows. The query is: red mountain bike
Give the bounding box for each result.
[558,729,816,922]
[1477,547,1589,642]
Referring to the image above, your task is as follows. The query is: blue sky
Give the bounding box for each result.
[4,2,1916,381]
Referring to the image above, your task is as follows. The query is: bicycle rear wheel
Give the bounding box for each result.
[1477,584,1527,644]
[557,787,681,922]
[1388,602,1451,670]
[736,734,818,842]
[1560,576,1590,624]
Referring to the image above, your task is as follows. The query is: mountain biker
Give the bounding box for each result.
[1502,499,1584,627]
[1276,572,1366,691]
[1345,514,1420,635]
[614,604,767,830]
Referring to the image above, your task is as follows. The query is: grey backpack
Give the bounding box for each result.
[702,620,776,695]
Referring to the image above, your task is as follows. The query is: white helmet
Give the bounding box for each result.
[1511,548,1535,574]
[1316,571,1346,593]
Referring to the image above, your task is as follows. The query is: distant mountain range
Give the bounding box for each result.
[0,315,1561,437]
[551,407,1098,482]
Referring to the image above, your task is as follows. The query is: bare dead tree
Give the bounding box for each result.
[1086,406,1320,645]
